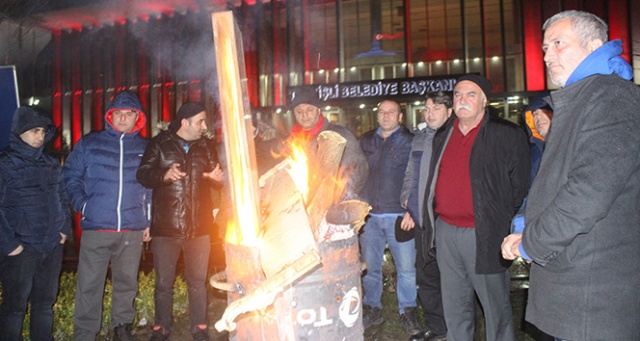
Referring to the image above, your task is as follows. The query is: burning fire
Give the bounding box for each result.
[286,140,310,203]
[212,12,261,247]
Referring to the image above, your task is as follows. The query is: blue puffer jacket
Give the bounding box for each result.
[0,107,71,255]
[63,91,151,231]
[359,126,413,214]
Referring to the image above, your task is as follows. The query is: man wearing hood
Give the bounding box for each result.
[0,107,71,341]
[288,87,368,200]
[521,96,552,186]
[137,102,223,341]
[64,91,151,341]
[501,10,640,341]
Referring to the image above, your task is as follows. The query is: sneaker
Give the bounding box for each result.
[191,326,211,341]
[400,308,421,335]
[362,305,384,328]
[149,326,170,341]
[113,323,134,341]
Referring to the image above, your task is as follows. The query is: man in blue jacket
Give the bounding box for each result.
[0,107,71,341]
[64,91,151,341]
[358,99,419,334]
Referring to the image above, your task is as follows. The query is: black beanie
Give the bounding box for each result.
[289,87,322,109]
[169,102,206,133]
[456,74,493,97]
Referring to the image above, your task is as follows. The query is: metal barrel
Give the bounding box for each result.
[274,234,363,341]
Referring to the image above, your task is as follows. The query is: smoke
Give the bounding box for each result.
[75,2,237,107]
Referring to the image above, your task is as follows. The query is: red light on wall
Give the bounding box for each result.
[52,32,62,151]
[523,1,545,91]
[608,1,631,62]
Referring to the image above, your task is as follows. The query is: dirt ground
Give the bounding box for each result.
[118,255,542,341]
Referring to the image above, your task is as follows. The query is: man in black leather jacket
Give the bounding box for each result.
[137,103,223,341]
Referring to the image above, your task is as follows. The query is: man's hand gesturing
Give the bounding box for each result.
[163,163,186,183]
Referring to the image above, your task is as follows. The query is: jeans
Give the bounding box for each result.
[74,230,143,340]
[0,243,63,341]
[151,235,210,331]
[359,214,416,313]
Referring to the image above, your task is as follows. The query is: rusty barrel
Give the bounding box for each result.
[221,234,363,341]
[274,234,363,341]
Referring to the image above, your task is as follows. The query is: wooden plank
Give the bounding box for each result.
[258,158,318,278]
[211,10,261,246]
[305,130,347,234]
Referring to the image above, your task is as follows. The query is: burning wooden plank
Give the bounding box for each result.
[212,10,261,247]
[210,10,369,340]
[305,130,347,234]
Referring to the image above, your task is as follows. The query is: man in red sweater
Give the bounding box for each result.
[421,74,530,341]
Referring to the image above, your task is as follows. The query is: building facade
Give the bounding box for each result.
[6,0,640,149]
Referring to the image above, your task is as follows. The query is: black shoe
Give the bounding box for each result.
[192,326,211,341]
[362,305,384,328]
[408,329,447,341]
[113,323,134,341]
[400,308,421,335]
[149,326,170,341]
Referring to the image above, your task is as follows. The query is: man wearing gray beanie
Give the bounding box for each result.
[137,102,223,341]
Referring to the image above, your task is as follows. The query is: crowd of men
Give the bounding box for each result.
[1,9,638,341]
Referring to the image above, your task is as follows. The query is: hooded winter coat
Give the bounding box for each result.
[63,91,151,232]
[522,40,640,341]
[0,107,71,255]
[521,96,551,187]
[136,130,220,239]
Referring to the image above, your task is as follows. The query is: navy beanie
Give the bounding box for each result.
[456,74,493,97]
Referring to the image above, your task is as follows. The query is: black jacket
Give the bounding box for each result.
[0,107,71,255]
[423,112,530,273]
[359,126,413,214]
[137,131,221,239]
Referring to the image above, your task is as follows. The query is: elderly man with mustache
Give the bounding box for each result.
[420,74,530,341]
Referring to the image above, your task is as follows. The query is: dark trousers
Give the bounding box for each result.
[151,235,210,331]
[415,226,446,335]
[0,244,63,341]
[74,230,144,340]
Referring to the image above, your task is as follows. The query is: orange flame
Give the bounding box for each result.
[212,12,261,247]
[286,140,310,203]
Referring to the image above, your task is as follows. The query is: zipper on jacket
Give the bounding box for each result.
[117,133,124,232]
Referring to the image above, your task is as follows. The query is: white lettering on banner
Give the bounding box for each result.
[314,78,456,102]
[296,306,334,327]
